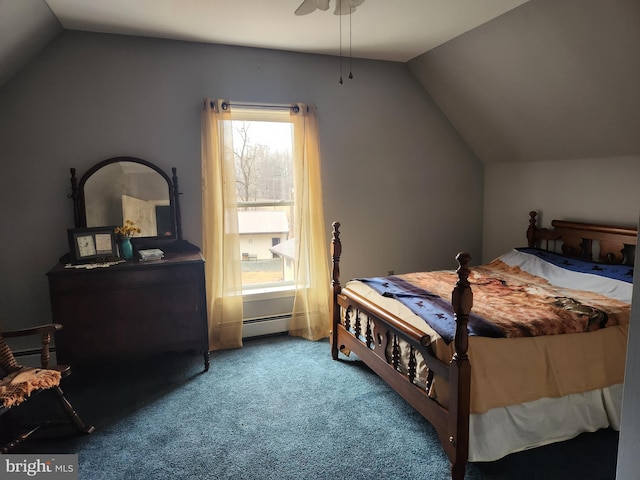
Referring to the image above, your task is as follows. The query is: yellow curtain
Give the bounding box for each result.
[289,104,331,341]
[201,99,243,350]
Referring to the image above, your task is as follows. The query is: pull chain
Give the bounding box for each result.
[348,4,353,80]
[339,0,343,84]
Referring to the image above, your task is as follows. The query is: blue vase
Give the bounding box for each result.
[120,237,133,260]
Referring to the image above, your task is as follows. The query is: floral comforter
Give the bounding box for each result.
[357,258,630,343]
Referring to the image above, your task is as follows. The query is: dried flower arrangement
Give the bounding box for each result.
[115,219,141,237]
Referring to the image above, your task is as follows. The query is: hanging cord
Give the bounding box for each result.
[338,0,343,85]
[348,3,353,80]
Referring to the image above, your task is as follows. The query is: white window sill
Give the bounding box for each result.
[242,284,296,301]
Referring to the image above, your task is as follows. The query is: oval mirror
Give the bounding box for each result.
[73,157,180,240]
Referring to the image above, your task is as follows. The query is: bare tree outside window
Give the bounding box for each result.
[232,120,294,288]
[234,122,267,202]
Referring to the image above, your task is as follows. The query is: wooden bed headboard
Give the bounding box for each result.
[526,211,637,265]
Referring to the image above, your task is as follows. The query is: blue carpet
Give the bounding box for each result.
[8,335,618,479]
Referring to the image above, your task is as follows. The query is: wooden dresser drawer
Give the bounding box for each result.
[49,262,203,293]
[47,252,209,370]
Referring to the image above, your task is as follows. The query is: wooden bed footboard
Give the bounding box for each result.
[329,222,472,480]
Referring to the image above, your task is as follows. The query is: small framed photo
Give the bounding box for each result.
[67,226,118,264]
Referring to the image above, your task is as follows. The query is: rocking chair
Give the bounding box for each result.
[0,323,94,452]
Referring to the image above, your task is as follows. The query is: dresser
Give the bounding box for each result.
[47,251,210,371]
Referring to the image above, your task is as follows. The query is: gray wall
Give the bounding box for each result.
[0,30,482,332]
[483,157,640,261]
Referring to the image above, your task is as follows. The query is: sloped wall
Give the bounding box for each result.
[408,0,640,166]
[0,0,61,87]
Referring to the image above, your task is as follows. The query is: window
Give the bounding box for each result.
[202,99,329,345]
[230,113,295,290]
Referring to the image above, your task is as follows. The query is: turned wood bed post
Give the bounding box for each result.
[527,211,538,247]
[449,252,472,480]
[330,222,342,360]
[172,167,184,241]
[69,168,80,228]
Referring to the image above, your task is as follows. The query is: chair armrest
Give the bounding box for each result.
[2,324,63,339]
[2,324,63,369]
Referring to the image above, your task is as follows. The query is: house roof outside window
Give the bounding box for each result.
[269,238,296,261]
[238,211,289,235]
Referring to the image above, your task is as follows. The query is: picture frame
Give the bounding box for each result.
[67,226,119,264]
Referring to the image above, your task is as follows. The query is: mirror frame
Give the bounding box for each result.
[70,156,183,241]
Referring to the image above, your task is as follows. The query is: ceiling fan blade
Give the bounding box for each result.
[295,0,330,16]
[333,0,366,16]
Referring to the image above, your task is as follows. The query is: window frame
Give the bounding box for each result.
[228,109,296,294]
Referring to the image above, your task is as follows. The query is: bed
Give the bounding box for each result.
[329,211,636,480]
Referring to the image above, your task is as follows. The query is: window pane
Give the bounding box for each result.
[232,119,294,289]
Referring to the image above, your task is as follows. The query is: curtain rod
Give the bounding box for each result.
[210,100,305,113]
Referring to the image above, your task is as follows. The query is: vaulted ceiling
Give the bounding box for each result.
[2,0,638,165]
[0,0,527,87]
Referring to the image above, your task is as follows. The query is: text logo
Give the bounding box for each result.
[2,454,78,479]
